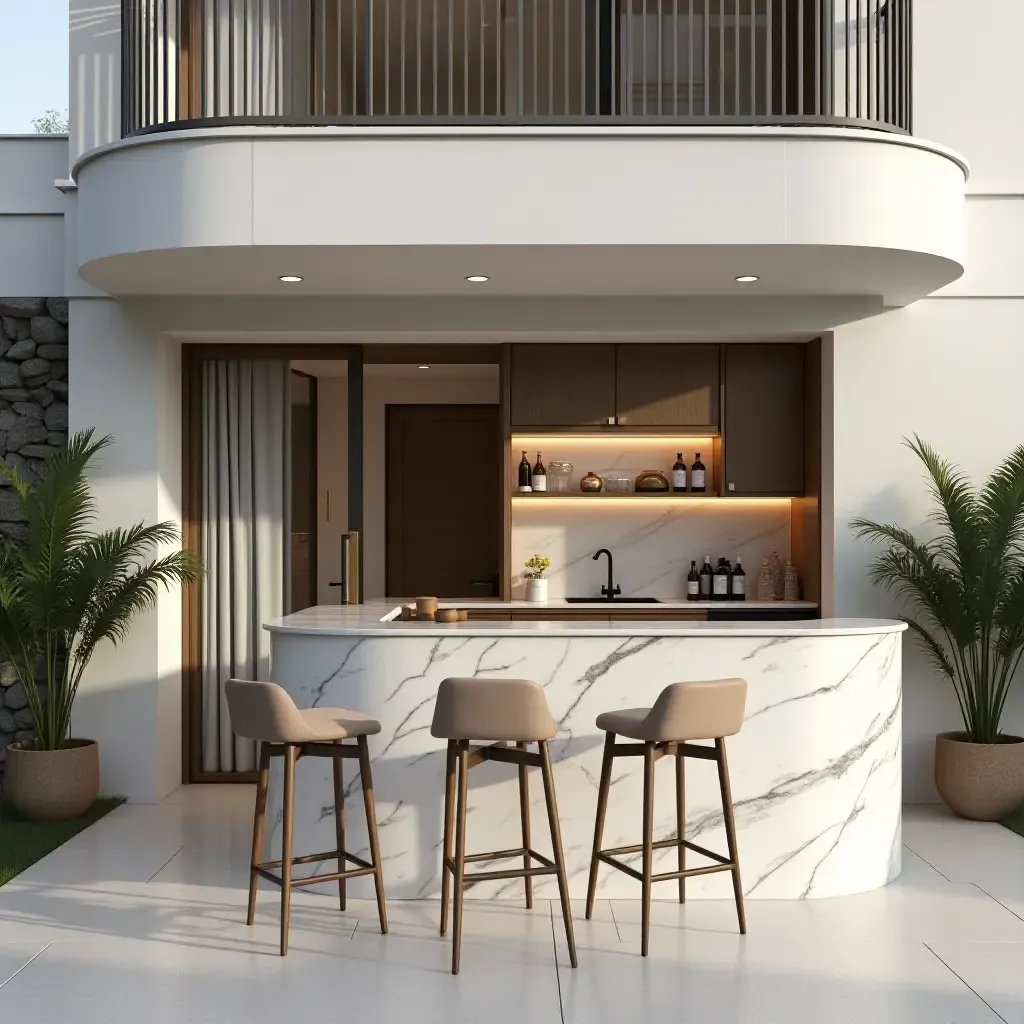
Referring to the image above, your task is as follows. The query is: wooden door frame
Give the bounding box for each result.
[384,403,503,599]
[181,344,363,784]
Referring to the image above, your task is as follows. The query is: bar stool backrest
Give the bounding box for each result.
[431,677,558,742]
[225,679,309,743]
[647,678,748,741]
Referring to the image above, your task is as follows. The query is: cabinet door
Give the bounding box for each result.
[724,344,805,495]
[510,344,616,427]
[615,344,720,427]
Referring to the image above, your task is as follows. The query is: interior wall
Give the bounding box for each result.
[363,368,499,599]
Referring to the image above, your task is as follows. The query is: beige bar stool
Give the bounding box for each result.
[585,678,748,957]
[225,679,388,956]
[430,677,578,975]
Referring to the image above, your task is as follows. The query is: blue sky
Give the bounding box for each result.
[0,0,69,132]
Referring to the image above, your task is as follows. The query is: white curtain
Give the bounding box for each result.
[201,360,291,773]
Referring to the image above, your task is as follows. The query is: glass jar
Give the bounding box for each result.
[546,461,573,493]
[634,469,670,493]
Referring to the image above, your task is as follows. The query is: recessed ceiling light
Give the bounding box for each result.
[735,275,760,283]
[466,275,490,283]
[418,364,430,370]
[279,275,303,283]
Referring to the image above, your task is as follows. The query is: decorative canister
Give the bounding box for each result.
[525,577,549,602]
[756,558,775,601]
[634,469,670,493]
[580,471,603,493]
[784,562,800,602]
[768,551,784,600]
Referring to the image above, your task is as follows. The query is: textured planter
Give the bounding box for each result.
[934,732,1024,821]
[525,578,548,603]
[4,739,100,821]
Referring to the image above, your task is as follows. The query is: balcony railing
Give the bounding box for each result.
[121,0,911,137]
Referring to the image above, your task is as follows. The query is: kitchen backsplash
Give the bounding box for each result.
[511,499,791,600]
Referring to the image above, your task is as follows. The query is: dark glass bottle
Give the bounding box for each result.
[671,453,687,492]
[698,555,713,599]
[691,453,707,493]
[518,450,532,491]
[686,560,699,601]
[532,452,547,492]
[731,557,746,601]
[713,558,731,600]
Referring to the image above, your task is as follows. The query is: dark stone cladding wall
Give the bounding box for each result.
[0,297,69,763]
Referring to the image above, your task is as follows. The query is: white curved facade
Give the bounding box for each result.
[74,126,966,312]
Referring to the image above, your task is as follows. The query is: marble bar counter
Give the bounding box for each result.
[264,603,905,902]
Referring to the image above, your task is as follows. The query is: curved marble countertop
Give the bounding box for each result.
[264,601,901,637]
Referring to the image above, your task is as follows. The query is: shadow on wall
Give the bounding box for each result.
[0,297,70,762]
[71,2,122,158]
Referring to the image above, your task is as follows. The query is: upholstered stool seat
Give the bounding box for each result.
[430,677,577,975]
[586,678,748,957]
[225,680,388,956]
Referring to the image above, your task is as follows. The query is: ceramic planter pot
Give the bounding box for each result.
[934,732,1024,821]
[4,739,100,821]
[525,578,549,603]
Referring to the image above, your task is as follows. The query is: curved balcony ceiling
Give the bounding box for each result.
[75,127,967,320]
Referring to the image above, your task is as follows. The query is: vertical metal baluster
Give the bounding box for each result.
[688,0,694,115]
[593,0,599,114]
[548,0,554,114]
[433,0,438,115]
[564,0,570,114]
[764,0,771,115]
[657,0,663,116]
[718,0,724,116]
[780,0,786,113]
[579,0,584,116]
[532,0,538,115]
[703,0,709,115]
[484,0,489,114]
[611,0,617,115]
[796,0,802,115]
[828,0,834,117]
[906,0,912,132]
[450,0,456,115]
[464,0,469,114]
[749,0,755,116]
[672,0,678,117]
[843,0,849,117]
[257,0,263,116]
[401,0,407,114]
[317,0,325,116]
[517,0,524,115]
[641,0,647,116]
[857,0,862,119]
[814,0,820,115]
[626,0,633,115]
[733,0,739,115]
[417,0,422,115]
[351,0,357,115]
[226,0,233,117]
[368,0,374,115]
[867,0,873,121]
[384,0,390,113]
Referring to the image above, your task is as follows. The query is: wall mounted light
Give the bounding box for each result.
[466,275,490,283]
[418,365,430,370]
[735,275,759,283]
[279,275,303,283]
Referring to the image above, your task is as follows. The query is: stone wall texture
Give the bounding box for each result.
[0,297,69,761]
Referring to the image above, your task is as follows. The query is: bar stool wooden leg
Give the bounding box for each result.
[247,742,270,926]
[357,736,389,935]
[451,740,469,975]
[439,740,457,937]
[715,737,746,935]
[585,730,615,920]
[332,744,347,912]
[641,741,655,957]
[516,741,533,910]
[540,741,578,969]
[280,744,297,956]
[675,746,686,904]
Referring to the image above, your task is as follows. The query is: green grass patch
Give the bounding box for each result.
[1003,802,1024,840]
[0,796,125,886]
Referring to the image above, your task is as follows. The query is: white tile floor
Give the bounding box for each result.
[0,786,1022,1023]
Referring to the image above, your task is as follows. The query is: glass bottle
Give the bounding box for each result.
[532,452,547,492]
[518,450,532,492]
[698,555,713,598]
[671,453,687,492]
[686,559,699,601]
[731,557,747,601]
[713,558,731,600]
[691,453,707,493]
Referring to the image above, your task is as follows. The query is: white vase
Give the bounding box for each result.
[525,578,548,603]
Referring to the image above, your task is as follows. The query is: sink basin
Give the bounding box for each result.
[564,596,662,604]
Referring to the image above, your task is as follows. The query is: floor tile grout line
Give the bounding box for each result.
[923,941,1009,1024]
[608,900,622,943]
[549,901,567,1024]
[903,842,952,882]
[0,943,53,993]
[146,846,184,883]
[971,884,1024,925]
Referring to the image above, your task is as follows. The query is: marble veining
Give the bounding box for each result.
[266,622,904,902]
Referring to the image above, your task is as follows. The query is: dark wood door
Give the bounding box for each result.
[510,344,616,427]
[386,404,501,597]
[615,344,720,427]
[723,344,806,495]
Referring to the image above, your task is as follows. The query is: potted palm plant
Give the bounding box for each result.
[0,431,201,821]
[852,437,1024,821]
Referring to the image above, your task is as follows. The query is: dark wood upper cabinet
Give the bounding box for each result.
[615,344,720,428]
[723,344,806,496]
[510,344,616,427]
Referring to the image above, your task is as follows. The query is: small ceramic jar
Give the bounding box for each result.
[580,471,603,493]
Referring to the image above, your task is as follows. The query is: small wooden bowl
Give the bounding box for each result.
[457,609,469,621]
[434,608,460,623]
